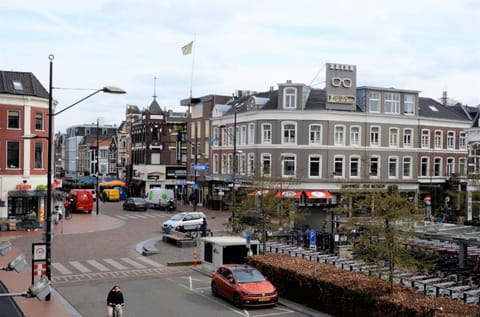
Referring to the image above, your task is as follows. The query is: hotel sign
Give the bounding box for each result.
[325,63,357,110]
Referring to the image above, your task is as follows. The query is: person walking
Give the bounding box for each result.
[201,217,208,237]
[106,284,125,317]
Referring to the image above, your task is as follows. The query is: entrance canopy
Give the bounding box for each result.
[248,190,332,199]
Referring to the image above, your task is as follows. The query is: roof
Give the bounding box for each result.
[148,98,163,115]
[418,97,470,121]
[0,70,48,98]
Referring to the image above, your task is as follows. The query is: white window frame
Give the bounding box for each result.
[421,157,429,177]
[369,156,380,178]
[248,123,255,145]
[284,87,297,109]
[350,126,361,146]
[384,92,400,114]
[403,128,413,148]
[370,126,380,146]
[333,155,345,178]
[262,124,272,144]
[421,130,430,148]
[459,158,467,176]
[309,124,322,144]
[403,156,412,179]
[240,125,247,145]
[388,156,399,179]
[434,130,442,149]
[446,157,455,176]
[403,94,415,115]
[368,91,381,113]
[349,155,361,178]
[389,128,399,147]
[460,132,466,149]
[213,154,219,174]
[308,155,321,178]
[334,125,345,146]
[447,131,455,149]
[261,153,271,177]
[434,157,442,176]
[247,153,255,175]
[282,122,297,144]
[281,154,296,178]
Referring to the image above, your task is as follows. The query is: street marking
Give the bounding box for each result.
[135,256,164,268]
[70,261,92,273]
[116,215,129,220]
[121,257,146,269]
[87,260,109,271]
[124,214,138,219]
[104,258,128,270]
[143,213,157,218]
[134,214,148,219]
[52,262,72,275]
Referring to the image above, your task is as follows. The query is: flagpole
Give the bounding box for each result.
[189,35,196,103]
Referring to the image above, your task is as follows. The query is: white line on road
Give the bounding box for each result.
[52,262,72,275]
[104,258,128,270]
[121,257,146,269]
[70,261,92,273]
[116,215,129,220]
[86,260,110,271]
[135,257,164,268]
[143,213,157,218]
[124,214,138,219]
[134,214,148,219]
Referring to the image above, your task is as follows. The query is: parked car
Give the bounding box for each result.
[211,264,278,307]
[162,211,206,232]
[123,197,147,211]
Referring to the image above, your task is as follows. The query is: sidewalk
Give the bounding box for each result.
[0,213,125,317]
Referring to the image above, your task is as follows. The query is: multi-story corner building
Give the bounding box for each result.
[0,70,54,222]
[203,63,472,217]
[128,98,188,197]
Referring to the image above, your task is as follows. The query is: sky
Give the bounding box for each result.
[2,0,480,132]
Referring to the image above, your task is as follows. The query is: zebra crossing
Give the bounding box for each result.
[51,256,171,285]
[114,212,169,221]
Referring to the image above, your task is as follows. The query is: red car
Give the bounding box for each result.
[211,264,278,307]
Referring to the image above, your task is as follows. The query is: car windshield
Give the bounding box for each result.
[170,213,185,221]
[133,198,145,202]
[233,268,266,283]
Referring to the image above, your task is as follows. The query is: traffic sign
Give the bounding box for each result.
[193,164,209,171]
[309,229,317,251]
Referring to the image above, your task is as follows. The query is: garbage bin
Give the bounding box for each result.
[8,217,16,231]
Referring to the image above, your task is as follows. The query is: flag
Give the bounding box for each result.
[209,136,219,145]
[181,41,193,55]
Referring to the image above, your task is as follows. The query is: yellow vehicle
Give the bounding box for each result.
[102,189,120,202]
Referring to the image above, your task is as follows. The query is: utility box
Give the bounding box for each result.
[8,217,17,231]
[199,236,259,272]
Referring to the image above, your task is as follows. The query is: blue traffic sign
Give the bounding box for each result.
[309,229,316,247]
[246,231,251,246]
[193,164,209,171]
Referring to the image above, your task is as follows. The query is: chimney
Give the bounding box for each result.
[286,80,292,84]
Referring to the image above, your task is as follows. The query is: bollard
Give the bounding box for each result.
[193,249,197,267]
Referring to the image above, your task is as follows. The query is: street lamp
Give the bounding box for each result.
[42,54,125,300]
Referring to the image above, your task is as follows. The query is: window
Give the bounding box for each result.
[389,128,399,147]
[434,131,442,149]
[388,157,398,178]
[434,157,442,176]
[446,158,454,176]
[350,126,360,146]
[213,154,219,173]
[309,155,321,177]
[368,91,381,112]
[248,123,255,145]
[284,87,297,109]
[350,156,360,177]
[282,123,296,144]
[421,130,430,148]
[221,154,227,174]
[261,154,271,177]
[460,132,466,149]
[459,158,467,176]
[309,124,322,144]
[403,94,415,114]
[35,113,44,130]
[240,125,247,145]
[447,131,455,149]
[334,156,344,177]
[8,110,20,129]
[421,157,429,176]
[403,129,413,147]
[281,154,296,177]
[12,80,24,91]
[34,142,43,169]
[370,156,379,177]
[247,153,255,175]
[239,153,246,174]
[212,127,220,146]
[334,126,345,145]
[403,157,412,178]
[384,92,400,113]
[7,141,20,168]
[370,126,380,146]
[262,124,272,144]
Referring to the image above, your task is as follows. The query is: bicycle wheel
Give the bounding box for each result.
[189,231,199,239]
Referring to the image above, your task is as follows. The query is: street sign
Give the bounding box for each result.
[246,231,251,247]
[193,164,209,171]
[309,229,317,251]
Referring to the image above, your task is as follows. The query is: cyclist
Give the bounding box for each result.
[106,284,125,317]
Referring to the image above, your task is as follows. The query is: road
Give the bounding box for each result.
[9,201,328,316]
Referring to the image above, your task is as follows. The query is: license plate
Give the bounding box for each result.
[258,297,269,302]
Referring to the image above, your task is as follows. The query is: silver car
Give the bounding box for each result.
[162,212,206,232]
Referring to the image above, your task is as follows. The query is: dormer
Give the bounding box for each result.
[277,81,310,110]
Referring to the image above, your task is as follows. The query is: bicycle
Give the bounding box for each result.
[108,303,124,317]
[186,228,213,239]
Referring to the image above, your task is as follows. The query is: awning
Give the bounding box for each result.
[304,191,332,199]
[248,190,273,196]
[276,190,302,198]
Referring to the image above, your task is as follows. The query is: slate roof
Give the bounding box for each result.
[148,98,163,115]
[0,70,48,98]
[418,97,470,121]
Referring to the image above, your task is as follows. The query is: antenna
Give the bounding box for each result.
[153,76,157,99]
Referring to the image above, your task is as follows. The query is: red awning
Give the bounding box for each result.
[248,190,273,196]
[304,191,332,199]
[276,190,302,198]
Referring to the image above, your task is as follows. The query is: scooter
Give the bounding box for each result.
[53,205,63,224]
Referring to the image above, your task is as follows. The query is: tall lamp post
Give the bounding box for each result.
[96,118,100,215]
[43,55,125,300]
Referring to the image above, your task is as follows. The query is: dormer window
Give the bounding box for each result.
[12,80,24,91]
[284,87,297,109]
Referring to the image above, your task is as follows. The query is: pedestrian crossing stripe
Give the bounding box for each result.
[52,257,164,275]
[115,213,167,220]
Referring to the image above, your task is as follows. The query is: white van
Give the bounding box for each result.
[145,188,174,209]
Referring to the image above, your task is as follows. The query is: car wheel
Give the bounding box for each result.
[233,293,242,308]
[143,207,147,211]
[211,282,218,296]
